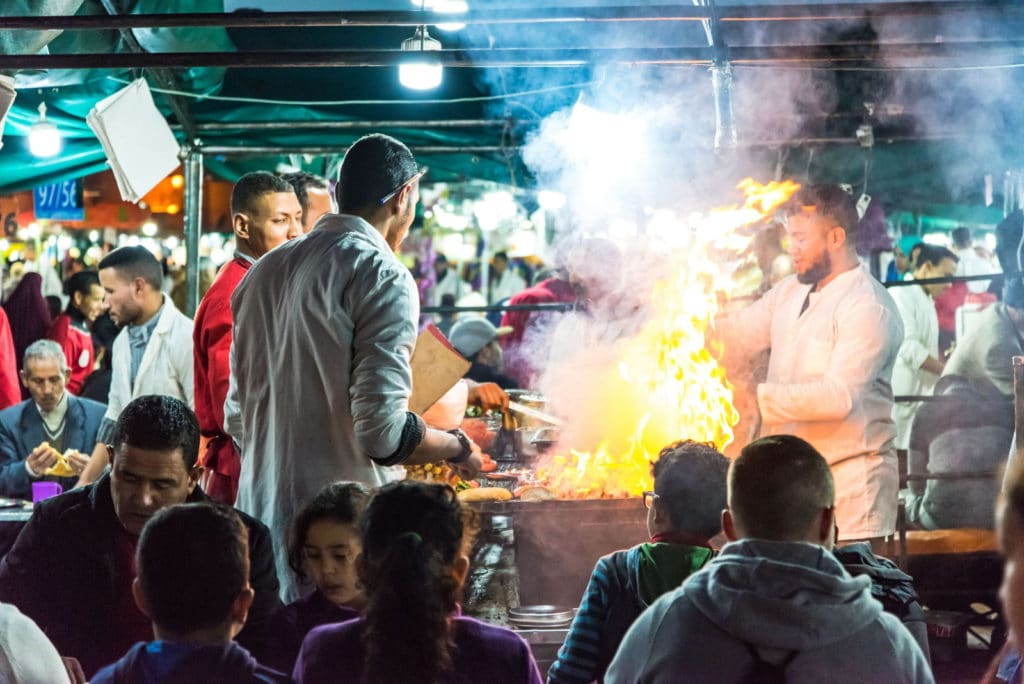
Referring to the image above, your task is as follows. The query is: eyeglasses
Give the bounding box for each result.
[378,167,428,205]
[643,491,659,509]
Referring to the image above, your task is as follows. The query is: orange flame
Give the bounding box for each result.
[536,179,800,498]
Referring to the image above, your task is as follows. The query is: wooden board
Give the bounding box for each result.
[409,324,471,415]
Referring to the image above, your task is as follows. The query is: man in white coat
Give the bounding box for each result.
[889,244,958,449]
[489,251,526,304]
[229,134,482,601]
[721,185,904,550]
[78,246,194,484]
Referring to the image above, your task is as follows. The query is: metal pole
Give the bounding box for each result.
[183,149,203,317]
[174,119,531,132]
[1015,356,1024,472]
[0,3,1019,31]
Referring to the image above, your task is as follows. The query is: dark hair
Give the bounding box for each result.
[435,253,449,265]
[112,395,201,469]
[360,481,477,684]
[98,246,163,290]
[45,295,61,321]
[652,440,729,539]
[786,184,860,242]
[915,243,958,268]
[63,270,100,314]
[231,171,294,217]
[63,269,99,299]
[137,503,249,634]
[493,251,509,263]
[337,134,418,212]
[288,482,372,582]
[729,434,834,542]
[279,171,328,217]
[952,226,972,249]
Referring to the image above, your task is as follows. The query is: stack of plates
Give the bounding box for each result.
[507,605,575,630]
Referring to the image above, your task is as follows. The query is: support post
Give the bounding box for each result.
[183,149,203,317]
[1015,357,1024,472]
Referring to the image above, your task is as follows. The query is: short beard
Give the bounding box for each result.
[796,252,832,285]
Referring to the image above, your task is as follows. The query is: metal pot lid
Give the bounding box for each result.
[508,605,575,623]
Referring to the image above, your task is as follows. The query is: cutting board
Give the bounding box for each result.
[409,324,471,414]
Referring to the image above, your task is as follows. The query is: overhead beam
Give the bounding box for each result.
[4,42,1024,70]
[0,3,1020,31]
[198,132,967,156]
[173,119,531,132]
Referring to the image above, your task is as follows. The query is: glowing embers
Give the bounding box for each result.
[535,179,800,499]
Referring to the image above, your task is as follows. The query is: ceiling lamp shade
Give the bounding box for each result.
[399,26,443,91]
[29,102,62,158]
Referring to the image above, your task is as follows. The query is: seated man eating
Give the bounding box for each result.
[0,395,281,678]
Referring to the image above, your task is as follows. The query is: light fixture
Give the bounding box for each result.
[537,190,567,211]
[28,102,62,158]
[434,0,469,31]
[141,221,158,237]
[399,26,443,91]
[88,230,100,243]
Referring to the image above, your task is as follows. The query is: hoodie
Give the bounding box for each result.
[547,541,714,684]
[605,539,933,684]
[90,640,292,684]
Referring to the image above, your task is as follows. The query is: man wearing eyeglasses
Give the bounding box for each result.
[227,134,482,601]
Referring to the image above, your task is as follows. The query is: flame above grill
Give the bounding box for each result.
[536,178,800,498]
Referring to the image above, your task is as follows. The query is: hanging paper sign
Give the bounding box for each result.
[33,179,84,221]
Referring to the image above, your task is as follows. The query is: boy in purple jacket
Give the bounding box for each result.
[92,504,291,684]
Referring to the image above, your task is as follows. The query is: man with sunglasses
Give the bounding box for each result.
[227,134,481,602]
[718,185,903,553]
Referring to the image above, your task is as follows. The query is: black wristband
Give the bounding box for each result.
[446,429,473,465]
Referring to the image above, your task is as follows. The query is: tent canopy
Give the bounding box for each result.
[2,0,1024,220]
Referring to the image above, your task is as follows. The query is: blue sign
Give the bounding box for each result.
[33,179,84,221]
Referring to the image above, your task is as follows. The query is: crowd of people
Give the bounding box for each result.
[0,132,1019,682]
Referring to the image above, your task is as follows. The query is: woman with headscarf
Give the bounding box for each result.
[3,273,52,397]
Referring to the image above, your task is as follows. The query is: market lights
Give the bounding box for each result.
[28,102,62,158]
[399,26,443,91]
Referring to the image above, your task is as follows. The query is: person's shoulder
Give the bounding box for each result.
[454,616,532,654]
[68,394,106,416]
[0,399,28,425]
[304,616,363,648]
[235,507,273,539]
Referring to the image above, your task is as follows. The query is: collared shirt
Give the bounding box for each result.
[229,213,419,602]
[235,251,257,267]
[35,391,68,437]
[127,302,164,387]
[25,392,70,478]
[725,265,904,539]
[889,284,940,449]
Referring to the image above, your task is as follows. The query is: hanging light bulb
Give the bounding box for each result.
[399,26,443,91]
[28,102,62,158]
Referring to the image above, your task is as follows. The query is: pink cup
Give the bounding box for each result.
[31,482,63,503]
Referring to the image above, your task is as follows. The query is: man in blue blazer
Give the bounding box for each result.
[0,339,105,499]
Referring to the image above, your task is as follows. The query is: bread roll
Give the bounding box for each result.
[456,487,513,502]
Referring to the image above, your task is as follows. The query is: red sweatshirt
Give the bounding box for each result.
[0,308,17,410]
[193,257,251,504]
[47,312,94,394]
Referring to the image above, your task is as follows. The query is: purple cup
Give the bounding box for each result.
[32,482,63,503]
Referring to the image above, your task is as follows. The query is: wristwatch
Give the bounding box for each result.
[446,429,473,465]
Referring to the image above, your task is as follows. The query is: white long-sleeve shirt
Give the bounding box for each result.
[889,284,940,449]
[725,265,904,539]
[229,215,416,601]
[489,269,526,304]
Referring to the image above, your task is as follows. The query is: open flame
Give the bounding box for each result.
[536,179,800,498]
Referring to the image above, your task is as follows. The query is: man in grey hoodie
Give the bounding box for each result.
[605,434,933,684]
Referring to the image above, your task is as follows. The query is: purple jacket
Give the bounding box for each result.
[264,590,360,673]
[293,615,542,684]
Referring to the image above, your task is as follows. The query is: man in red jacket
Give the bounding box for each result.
[0,307,18,410]
[193,172,303,503]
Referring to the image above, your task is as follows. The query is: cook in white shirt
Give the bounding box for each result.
[888,244,959,449]
[722,185,904,546]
